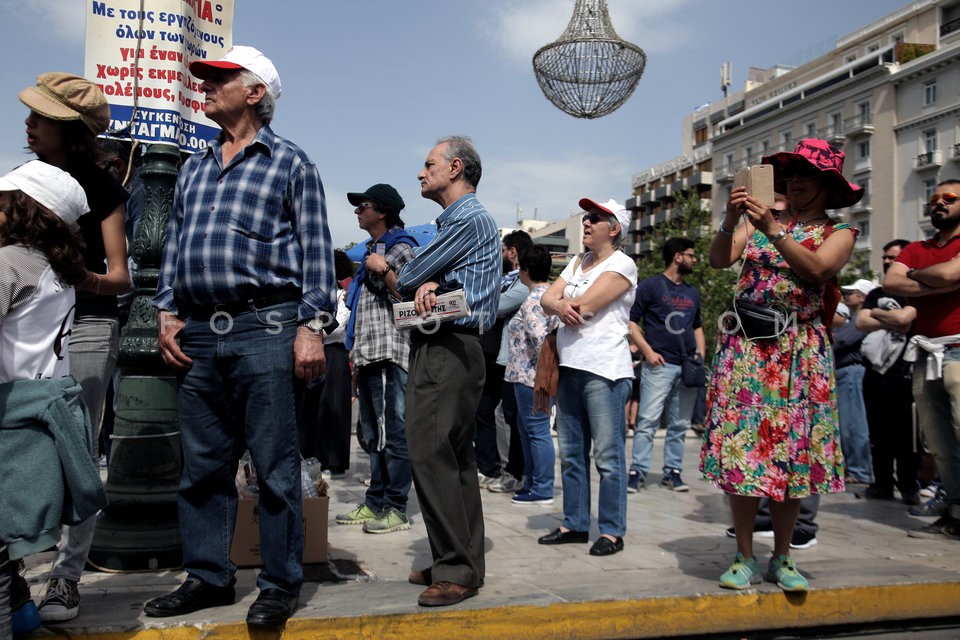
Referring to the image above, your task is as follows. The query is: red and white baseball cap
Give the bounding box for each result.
[189,45,282,98]
[579,197,631,239]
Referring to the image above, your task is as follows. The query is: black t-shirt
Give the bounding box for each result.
[69,162,129,318]
[861,286,912,378]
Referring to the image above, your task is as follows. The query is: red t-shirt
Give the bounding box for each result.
[897,235,960,337]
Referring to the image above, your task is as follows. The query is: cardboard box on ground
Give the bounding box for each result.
[230,453,329,566]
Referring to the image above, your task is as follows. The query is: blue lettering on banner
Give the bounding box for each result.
[108,105,216,153]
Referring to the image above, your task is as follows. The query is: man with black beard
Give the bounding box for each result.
[627,237,704,493]
[885,179,960,539]
[855,239,920,506]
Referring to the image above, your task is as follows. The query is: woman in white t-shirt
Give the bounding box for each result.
[0,160,88,634]
[0,161,88,381]
[539,198,637,557]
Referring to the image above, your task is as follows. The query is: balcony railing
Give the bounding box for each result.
[942,16,960,37]
[952,143,960,161]
[844,113,874,136]
[914,150,943,170]
[715,165,734,183]
[820,124,846,145]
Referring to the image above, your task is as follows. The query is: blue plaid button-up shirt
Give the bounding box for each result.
[395,193,500,332]
[154,125,336,323]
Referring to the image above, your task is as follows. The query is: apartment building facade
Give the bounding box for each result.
[625,0,960,275]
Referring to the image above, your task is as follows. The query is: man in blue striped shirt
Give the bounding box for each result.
[147,46,335,627]
[367,136,500,606]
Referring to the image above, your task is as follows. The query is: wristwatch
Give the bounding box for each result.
[768,227,788,245]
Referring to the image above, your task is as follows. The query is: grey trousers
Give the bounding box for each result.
[406,329,486,588]
[47,317,118,582]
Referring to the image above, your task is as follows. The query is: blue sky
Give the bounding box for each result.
[0,0,908,248]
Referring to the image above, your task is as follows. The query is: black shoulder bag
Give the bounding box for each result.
[659,278,706,387]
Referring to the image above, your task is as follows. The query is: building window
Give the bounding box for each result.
[859,219,870,239]
[924,79,937,106]
[890,31,904,44]
[744,145,753,165]
[805,121,817,137]
[923,178,937,215]
[780,130,792,150]
[867,41,880,53]
[694,126,708,145]
[845,53,857,64]
[923,129,938,153]
[858,140,870,159]
[760,139,769,154]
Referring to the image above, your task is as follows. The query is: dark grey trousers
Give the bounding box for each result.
[406,329,486,588]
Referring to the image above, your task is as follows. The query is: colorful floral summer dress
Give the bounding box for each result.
[699,219,856,500]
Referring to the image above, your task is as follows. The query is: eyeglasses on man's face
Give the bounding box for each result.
[930,192,959,206]
[355,202,376,212]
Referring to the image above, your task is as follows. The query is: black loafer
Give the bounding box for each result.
[589,536,624,556]
[538,528,589,545]
[144,577,235,617]
[246,588,299,626]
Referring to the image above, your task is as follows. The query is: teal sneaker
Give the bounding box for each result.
[362,507,411,534]
[766,554,809,592]
[335,504,379,525]
[719,552,761,590]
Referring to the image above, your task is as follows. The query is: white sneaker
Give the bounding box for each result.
[488,473,522,493]
[38,578,80,622]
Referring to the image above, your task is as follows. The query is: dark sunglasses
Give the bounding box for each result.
[929,192,959,206]
[785,165,820,181]
[582,212,613,225]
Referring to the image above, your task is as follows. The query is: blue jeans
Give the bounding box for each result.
[836,364,872,483]
[913,350,960,518]
[630,362,696,478]
[177,301,303,594]
[513,383,554,497]
[556,369,630,538]
[357,361,412,513]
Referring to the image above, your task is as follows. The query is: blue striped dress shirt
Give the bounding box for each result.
[154,125,336,323]
[396,193,500,331]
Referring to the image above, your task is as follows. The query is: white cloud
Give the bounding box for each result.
[480,152,633,228]
[479,0,695,67]
[1,0,86,46]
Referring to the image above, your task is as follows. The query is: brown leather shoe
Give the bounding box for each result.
[408,568,432,585]
[417,581,478,607]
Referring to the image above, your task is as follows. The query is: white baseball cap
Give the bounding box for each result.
[0,160,88,231]
[840,278,878,296]
[579,197,631,240]
[189,45,282,98]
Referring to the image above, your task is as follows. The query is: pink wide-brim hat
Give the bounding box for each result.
[762,138,864,209]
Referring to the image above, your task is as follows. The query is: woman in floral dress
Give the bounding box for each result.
[701,139,861,592]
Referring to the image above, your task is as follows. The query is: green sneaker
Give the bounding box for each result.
[335,504,379,525]
[719,552,761,590]
[766,554,808,592]
[362,507,410,534]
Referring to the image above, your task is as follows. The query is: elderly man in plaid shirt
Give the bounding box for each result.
[148,46,336,627]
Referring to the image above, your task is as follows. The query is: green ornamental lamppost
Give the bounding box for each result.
[88,143,183,572]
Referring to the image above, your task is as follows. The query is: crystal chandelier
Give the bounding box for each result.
[532,0,647,119]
